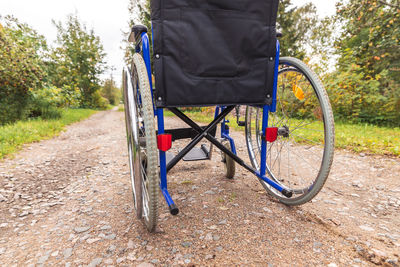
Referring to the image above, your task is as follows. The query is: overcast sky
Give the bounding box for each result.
[1,0,337,85]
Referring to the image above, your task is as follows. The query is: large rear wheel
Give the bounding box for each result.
[245,57,335,205]
[124,53,158,231]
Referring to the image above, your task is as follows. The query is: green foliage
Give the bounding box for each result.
[49,14,107,108]
[0,16,47,125]
[0,109,96,159]
[277,0,319,59]
[89,90,109,110]
[324,63,399,125]
[101,76,121,105]
[332,0,400,126]
[336,0,400,83]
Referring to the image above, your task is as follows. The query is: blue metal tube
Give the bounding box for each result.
[259,105,270,176]
[156,108,178,213]
[141,32,153,91]
[271,40,280,113]
[257,173,284,192]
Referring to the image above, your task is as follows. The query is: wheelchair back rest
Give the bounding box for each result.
[150,0,279,107]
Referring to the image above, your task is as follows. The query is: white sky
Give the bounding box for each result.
[1,0,337,86]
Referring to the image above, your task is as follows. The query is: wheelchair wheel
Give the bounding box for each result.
[221,140,235,179]
[126,53,158,232]
[123,67,143,219]
[245,57,335,206]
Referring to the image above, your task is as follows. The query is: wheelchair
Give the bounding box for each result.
[123,0,335,232]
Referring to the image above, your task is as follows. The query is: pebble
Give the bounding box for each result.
[205,190,216,195]
[327,263,338,267]
[107,245,116,254]
[208,225,218,230]
[63,248,73,259]
[19,211,30,217]
[74,226,90,233]
[205,254,214,260]
[104,258,113,264]
[80,234,91,241]
[0,194,6,202]
[136,263,155,267]
[100,225,112,230]
[51,250,59,257]
[263,207,272,213]
[218,219,227,225]
[0,248,6,255]
[104,233,116,240]
[0,223,8,228]
[205,233,213,241]
[181,242,192,248]
[127,253,137,261]
[127,239,135,249]
[371,248,387,257]
[37,254,49,264]
[359,225,374,232]
[87,238,101,244]
[88,257,102,267]
[213,235,220,241]
[117,257,126,264]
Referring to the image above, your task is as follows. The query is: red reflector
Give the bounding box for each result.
[157,134,172,151]
[265,127,278,142]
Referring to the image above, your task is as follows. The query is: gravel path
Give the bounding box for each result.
[0,109,399,266]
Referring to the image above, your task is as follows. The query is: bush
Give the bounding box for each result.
[90,90,109,110]
[29,86,64,119]
[324,64,400,126]
[0,17,47,125]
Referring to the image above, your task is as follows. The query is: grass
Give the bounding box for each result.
[0,108,97,159]
[117,104,125,112]
[164,109,400,156]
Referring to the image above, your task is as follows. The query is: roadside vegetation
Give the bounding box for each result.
[0,14,121,158]
[0,109,96,159]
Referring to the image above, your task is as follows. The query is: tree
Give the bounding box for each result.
[101,74,121,105]
[336,0,400,83]
[277,0,319,59]
[0,16,47,124]
[50,14,107,108]
[331,0,400,125]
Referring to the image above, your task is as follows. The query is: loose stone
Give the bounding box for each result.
[63,248,73,259]
[74,226,90,233]
[88,258,103,267]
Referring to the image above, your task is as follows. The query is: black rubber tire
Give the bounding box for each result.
[221,140,235,179]
[132,53,158,232]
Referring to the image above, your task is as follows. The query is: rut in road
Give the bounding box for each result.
[0,109,399,266]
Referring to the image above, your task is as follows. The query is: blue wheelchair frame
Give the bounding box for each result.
[137,32,291,215]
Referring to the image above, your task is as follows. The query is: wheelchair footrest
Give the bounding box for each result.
[166,152,175,166]
[182,144,210,161]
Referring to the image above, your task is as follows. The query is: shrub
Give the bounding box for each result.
[0,17,47,125]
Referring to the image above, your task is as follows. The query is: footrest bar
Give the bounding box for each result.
[161,188,179,215]
[257,173,293,198]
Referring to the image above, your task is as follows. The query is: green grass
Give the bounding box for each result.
[164,109,400,156]
[0,108,97,159]
[117,104,125,112]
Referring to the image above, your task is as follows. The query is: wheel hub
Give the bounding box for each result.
[278,126,289,138]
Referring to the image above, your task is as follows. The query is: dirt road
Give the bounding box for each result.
[0,109,399,266]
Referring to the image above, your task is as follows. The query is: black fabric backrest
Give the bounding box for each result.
[151,0,280,107]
